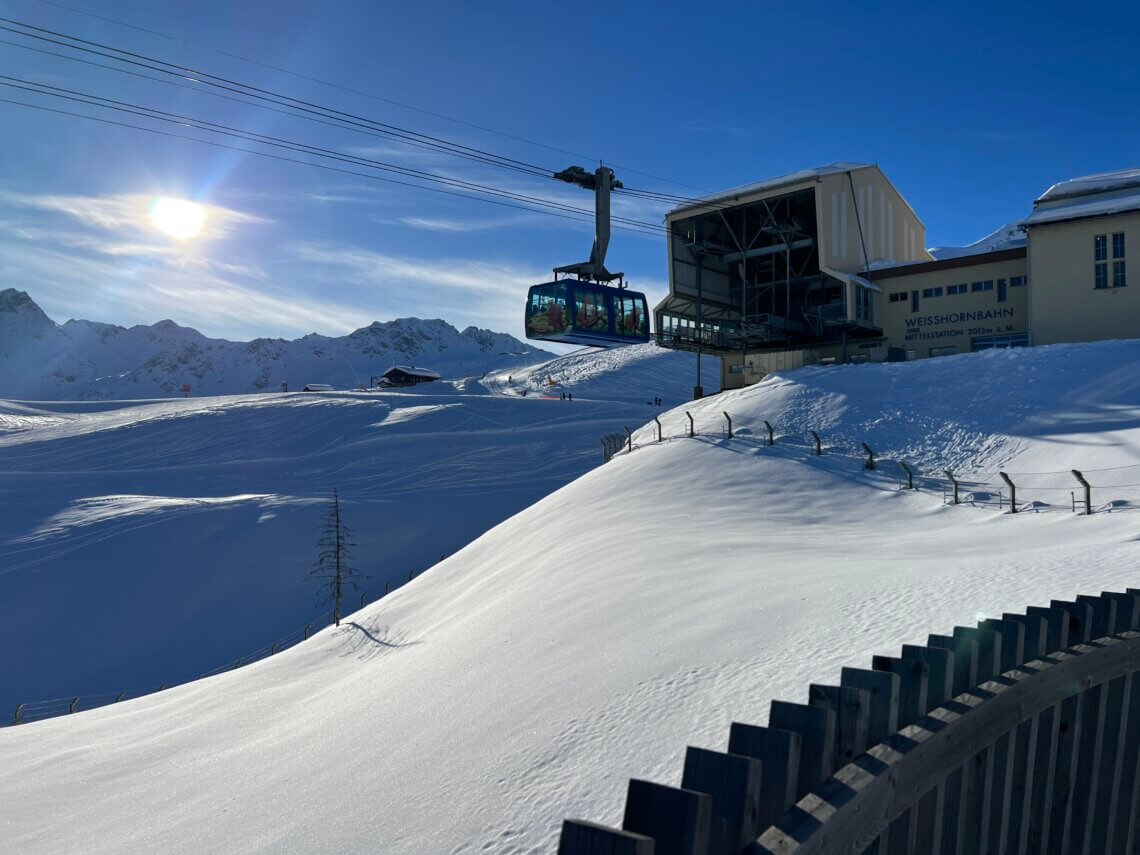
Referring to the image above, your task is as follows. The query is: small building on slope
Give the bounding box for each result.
[380,365,441,387]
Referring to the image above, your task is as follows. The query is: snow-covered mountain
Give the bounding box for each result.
[0,288,555,399]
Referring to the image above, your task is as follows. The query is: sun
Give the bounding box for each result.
[150,197,206,239]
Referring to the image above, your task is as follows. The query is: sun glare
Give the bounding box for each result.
[150,197,206,239]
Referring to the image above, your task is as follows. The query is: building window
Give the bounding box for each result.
[1010,276,1027,287]
[1114,260,1127,287]
[1095,263,1108,289]
[971,280,994,293]
[930,345,957,357]
[911,290,919,312]
[997,279,1007,302]
[922,287,943,298]
[972,333,1030,351]
[1113,232,1125,259]
[1095,234,1107,261]
[947,283,967,295]
[889,292,907,303]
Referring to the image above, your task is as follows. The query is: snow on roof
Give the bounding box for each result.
[667,162,873,216]
[384,365,441,379]
[927,220,1027,260]
[1021,186,1140,228]
[1036,167,1140,202]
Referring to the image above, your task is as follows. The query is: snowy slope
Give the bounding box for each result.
[1,340,1138,854]
[0,344,718,710]
[0,289,554,399]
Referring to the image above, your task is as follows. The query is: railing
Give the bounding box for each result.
[557,587,1140,854]
[598,409,1140,514]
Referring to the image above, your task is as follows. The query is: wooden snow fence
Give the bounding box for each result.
[557,587,1140,854]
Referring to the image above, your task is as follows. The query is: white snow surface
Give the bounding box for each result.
[0,289,553,400]
[1037,166,1140,201]
[3,340,1140,854]
[927,219,1027,260]
[0,342,719,710]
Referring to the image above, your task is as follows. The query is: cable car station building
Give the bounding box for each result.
[654,162,1138,389]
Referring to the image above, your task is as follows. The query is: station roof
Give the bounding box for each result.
[667,162,873,217]
[1036,167,1140,202]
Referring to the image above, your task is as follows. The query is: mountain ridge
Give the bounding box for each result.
[0,289,555,399]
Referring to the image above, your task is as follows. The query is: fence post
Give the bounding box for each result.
[600,437,609,463]
[360,592,367,609]
[764,420,774,446]
[270,641,278,655]
[625,426,632,452]
[944,469,959,504]
[12,703,22,725]
[69,696,78,713]
[898,460,914,490]
[810,431,821,455]
[723,412,733,438]
[304,620,313,639]
[653,416,662,442]
[115,690,125,703]
[385,579,393,595]
[1072,469,1091,515]
[999,471,1017,513]
[686,411,694,437]
[861,442,876,470]
[408,569,415,581]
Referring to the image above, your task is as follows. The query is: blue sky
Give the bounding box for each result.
[2,0,1139,344]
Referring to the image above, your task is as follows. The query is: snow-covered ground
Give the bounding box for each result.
[2,340,1138,854]
[0,342,718,711]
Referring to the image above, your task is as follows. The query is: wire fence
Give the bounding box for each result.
[602,408,1140,515]
[5,571,423,727]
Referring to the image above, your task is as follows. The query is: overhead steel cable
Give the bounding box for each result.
[0,93,669,238]
[33,0,708,193]
[0,37,553,179]
[0,76,667,233]
[0,16,564,181]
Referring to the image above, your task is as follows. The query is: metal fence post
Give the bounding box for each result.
[270,641,278,655]
[69,696,78,713]
[12,703,22,724]
[764,420,774,446]
[686,411,694,437]
[898,461,914,490]
[385,579,393,595]
[600,437,608,463]
[723,412,733,438]
[999,471,1017,513]
[625,426,632,452]
[944,469,959,504]
[360,592,367,609]
[810,431,822,455]
[653,416,662,442]
[861,442,876,470]
[115,691,125,703]
[408,569,415,581]
[1072,469,1091,515]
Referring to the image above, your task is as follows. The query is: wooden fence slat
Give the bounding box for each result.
[952,626,1002,683]
[622,779,711,855]
[768,701,835,799]
[984,730,1016,854]
[927,634,977,697]
[1068,682,1107,855]
[900,644,954,710]
[913,785,943,854]
[1025,703,1061,854]
[1102,591,1140,631]
[1047,690,1085,853]
[957,744,993,854]
[840,668,899,747]
[807,684,869,771]
[1107,672,1140,855]
[1087,675,1127,855]
[1001,612,1048,662]
[939,766,965,854]
[680,747,762,855]
[1077,593,1117,637]
[559,819,655,854]
[870,656,928,730]
[884,806,916,855]
[1050,599,1094,644]
[1003,715,1038,853]
[978,617,1026,673]
[1027,605,1070,653]
[726,723,800,835]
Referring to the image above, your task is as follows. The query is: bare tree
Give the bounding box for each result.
[310,488,368,626]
